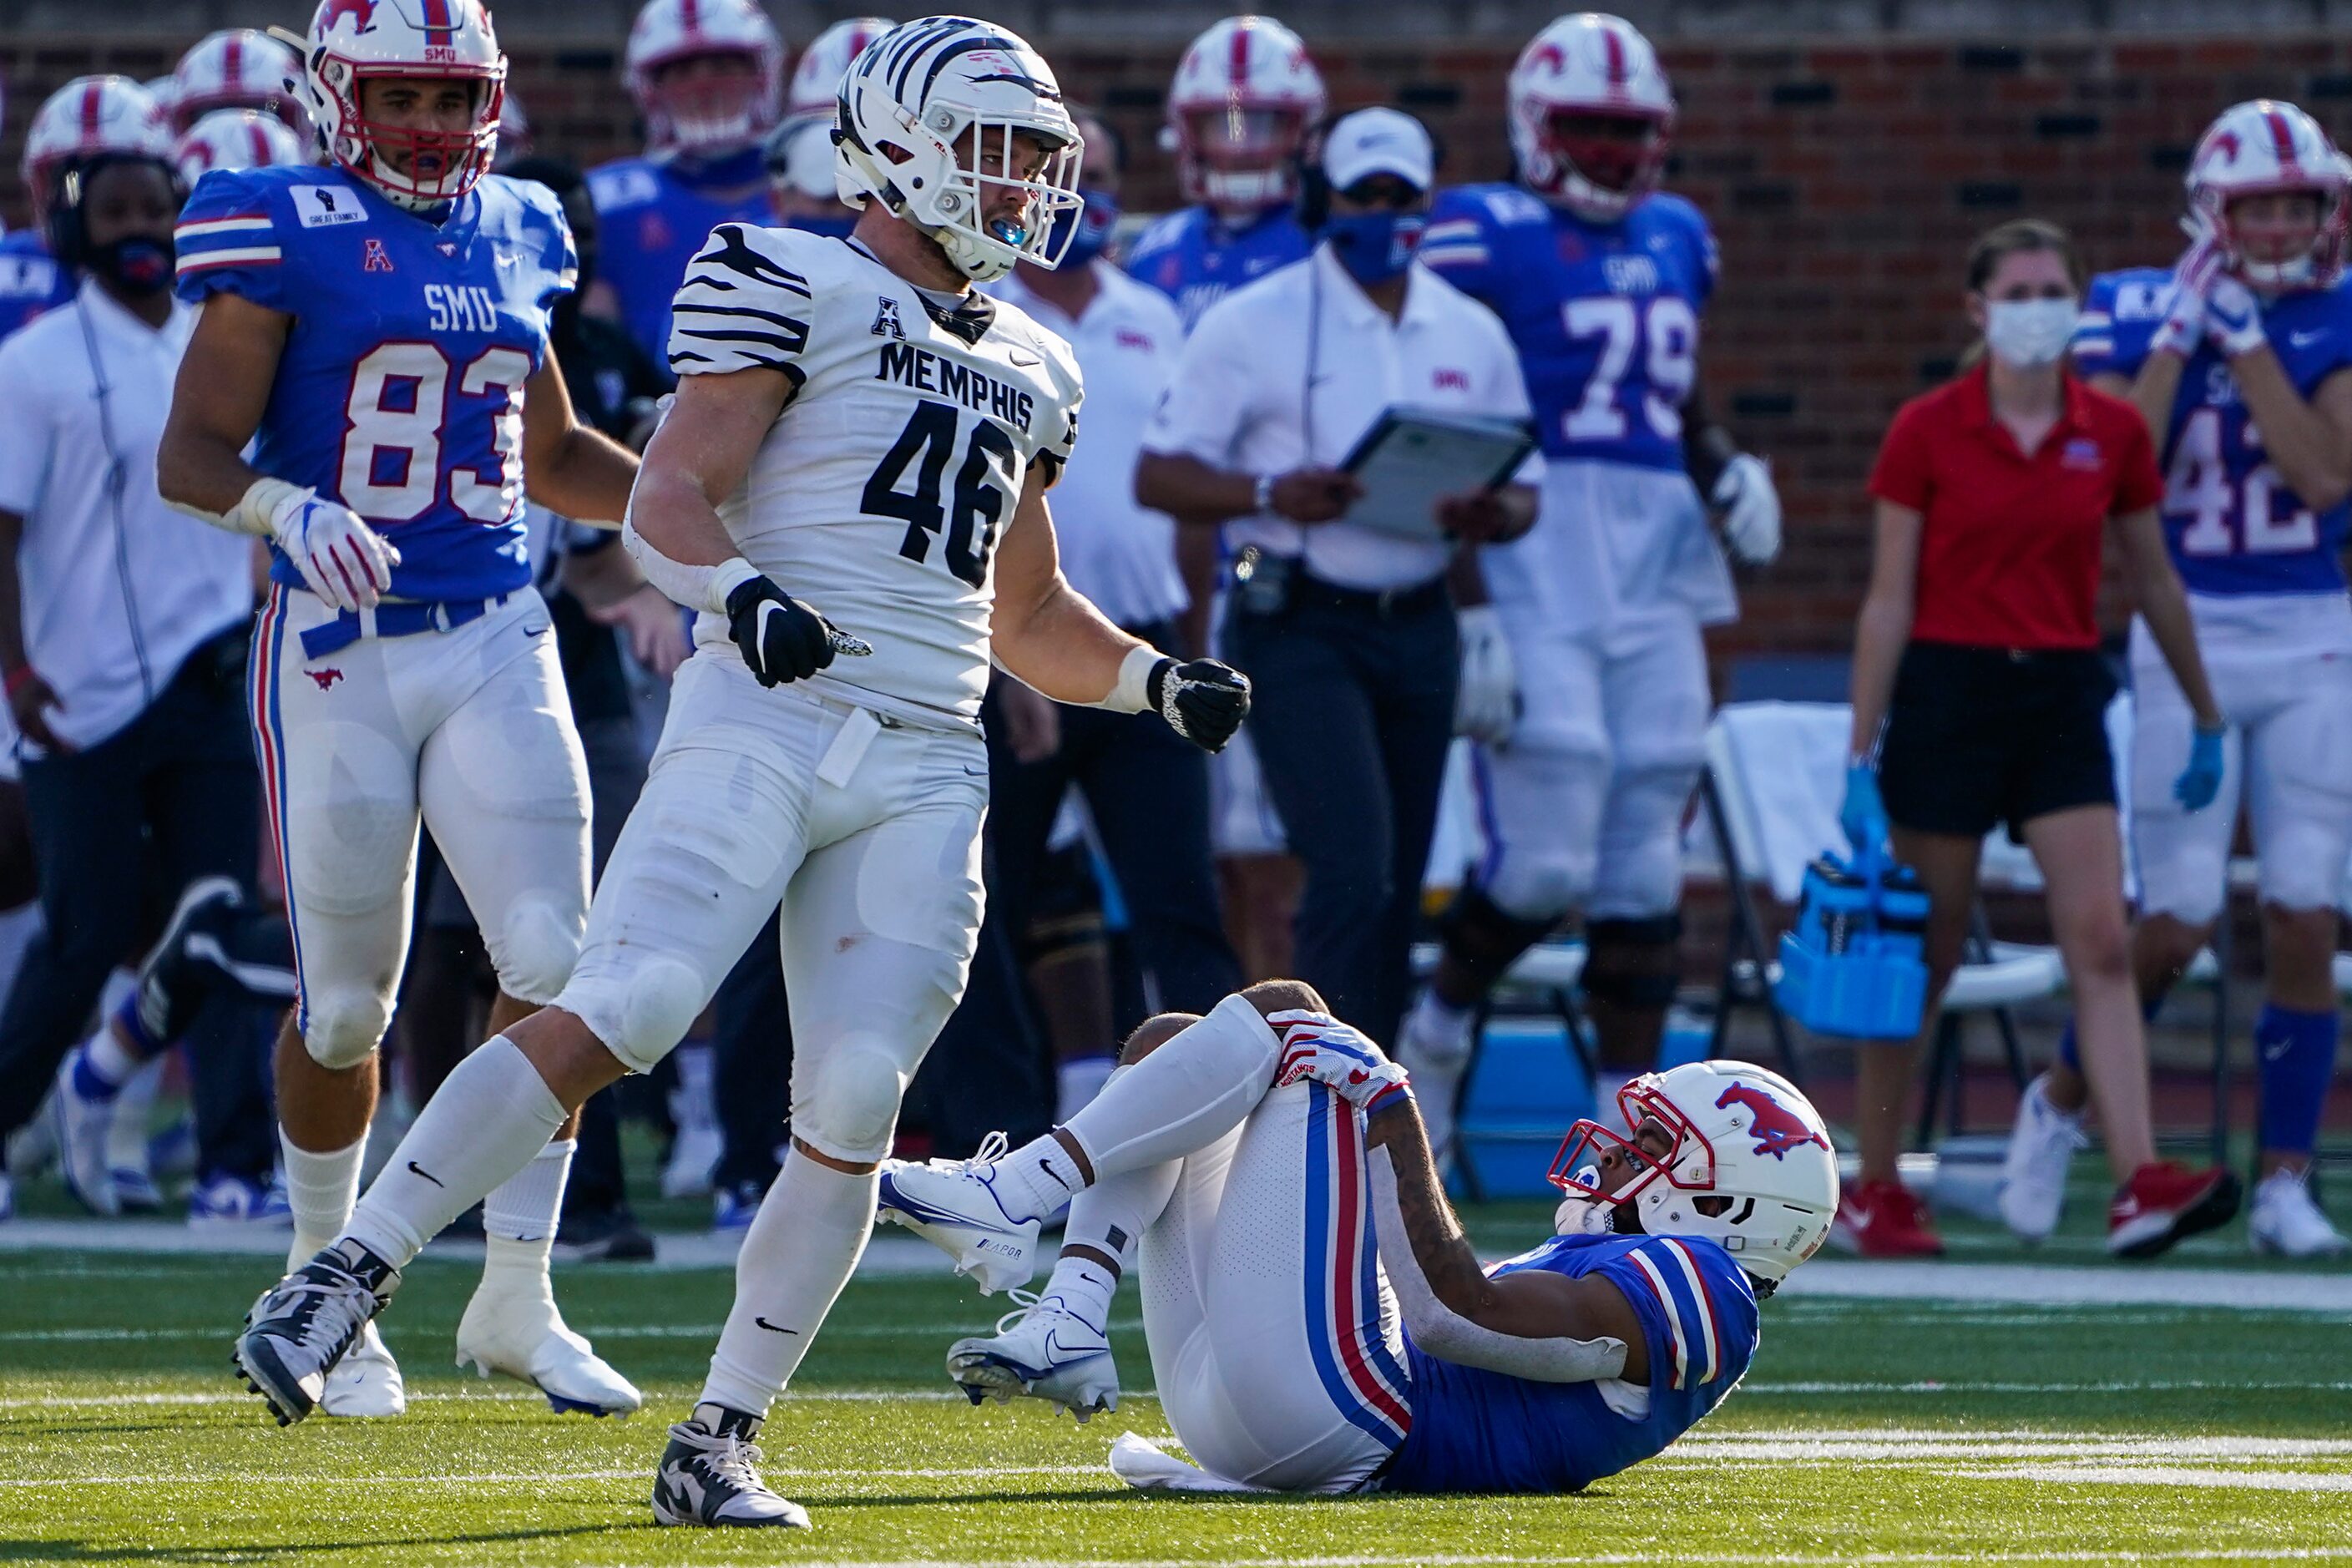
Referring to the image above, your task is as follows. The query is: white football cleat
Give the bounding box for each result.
[321,1322,407,1418]
[2249,1167,2349,1258]
[948,1292,1119,1423]
[1996,1073,2086,1242]
[49,1047,122,1216]
[456,1284,643,1416]
[876,1134,1039,1295]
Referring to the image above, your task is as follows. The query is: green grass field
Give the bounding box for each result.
[4,1201,2349,1568]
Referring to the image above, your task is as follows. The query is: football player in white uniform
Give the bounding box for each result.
[230,16,1252,1529]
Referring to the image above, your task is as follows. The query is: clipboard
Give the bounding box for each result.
[1335,408,1539,540]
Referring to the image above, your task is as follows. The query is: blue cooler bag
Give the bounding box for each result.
[1776,847,1929,1039]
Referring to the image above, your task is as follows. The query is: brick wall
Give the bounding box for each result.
[6,30,2349,652]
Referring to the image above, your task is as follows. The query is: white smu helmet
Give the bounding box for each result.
[788,17,893,119]
[834,16,1084,283]
[299,0,507,210]
[1164,16,1325,215]
[624,0,785,155]
[2187,99,2350,290]
[23,76,174,220]
[175,108,308,185]
[171,28,302,132]
[1550,1060,1837,1287]
[1510,13,1675,222]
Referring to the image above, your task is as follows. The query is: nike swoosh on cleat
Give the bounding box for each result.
[407,1161,445,1188]
[753,1317,800,1335]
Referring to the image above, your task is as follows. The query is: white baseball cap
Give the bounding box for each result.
[1321,106,1434,192]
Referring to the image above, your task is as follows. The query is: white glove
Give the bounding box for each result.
[267,488,400,611]
[1711,452,1781,564]
[1269,1009,1411,1113]
[1452,605,1518,746]
[2151,239,2221,359]
[2204,273,2266,358]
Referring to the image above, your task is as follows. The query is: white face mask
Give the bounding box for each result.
[1983,296,2080,368]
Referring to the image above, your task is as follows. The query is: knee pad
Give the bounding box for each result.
[1583,913,1684,1010]
[562,954,707,1076]
[302,985,392,1070]
[2132,822,2231,926]
[1439,887,1565,993]
[1473,746,1609,921]
[488,894,584,1007]
[2256,817,2352,915]
[793,1039,909,1164]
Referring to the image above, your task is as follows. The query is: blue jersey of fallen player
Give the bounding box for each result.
[173,164,575,604]
[1125,203,1311,332]
[1382,1231,1758,1495]
[2073,268,2352,597]
[0,228,73,343]
[586,145,772,367]
[1420,182,1716,474]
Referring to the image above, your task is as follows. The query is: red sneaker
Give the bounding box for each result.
[1828,1177,1945,1257]
[2108,1161,2242,1258]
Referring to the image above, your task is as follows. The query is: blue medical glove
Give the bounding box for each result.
[1840,764,1890,857]
[2174,723,2226,812]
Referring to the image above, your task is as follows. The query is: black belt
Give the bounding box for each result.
[1282,570,1449,620]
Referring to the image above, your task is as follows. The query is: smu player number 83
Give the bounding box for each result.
[342,341,529,523]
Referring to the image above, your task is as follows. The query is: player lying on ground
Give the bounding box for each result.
[225,14,1251,1530]
[881,980,1838,1495]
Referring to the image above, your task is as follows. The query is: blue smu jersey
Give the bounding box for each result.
[2075,267,2352,595]
[586,148,772,367]
[1124,203,1311,333]
[1420,183,1716,473]
[1382,1232,1758,1495]
[174,165,575,603]
[0,228,73,343]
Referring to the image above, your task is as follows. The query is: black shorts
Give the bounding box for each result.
[1877,640,2117,842]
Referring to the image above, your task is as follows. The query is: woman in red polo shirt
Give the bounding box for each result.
[1837,219,2238,1259]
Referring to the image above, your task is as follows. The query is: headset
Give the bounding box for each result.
[46,151,185,271]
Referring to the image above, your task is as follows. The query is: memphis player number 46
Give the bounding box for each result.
[341,341,528,524]
[862,399,1017,589]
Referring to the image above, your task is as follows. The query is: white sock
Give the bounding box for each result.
[341,1037,567,1270]
[698,1147,874,1419]
[1404,989,1474,1063]
[670,1042,716,1136]
[1047,1135,1176,1333]
[1056,1054,1116,1123]
[83,1027,143,1087]
[999,994,1280,1220]
[281,1131,367,1270]
[480,1137,574,1294]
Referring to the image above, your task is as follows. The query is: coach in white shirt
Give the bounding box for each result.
[0,150,277,1204]
[980,110,1239,1075]
[1136,107,1540,1047]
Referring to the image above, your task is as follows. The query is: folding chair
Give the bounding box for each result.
[1701,702,2066,1127]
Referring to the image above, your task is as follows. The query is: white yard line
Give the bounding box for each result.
[1996,1464,2352,1492]
[1744,1379,2352,1394]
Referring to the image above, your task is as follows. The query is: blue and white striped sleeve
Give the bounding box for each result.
[173,169,286,310]
[1600,1237,1757,1393]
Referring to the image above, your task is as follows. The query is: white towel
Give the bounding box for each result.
[1106,1432,1271,1494]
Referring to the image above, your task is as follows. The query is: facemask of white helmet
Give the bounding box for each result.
[1983,297,2079,369]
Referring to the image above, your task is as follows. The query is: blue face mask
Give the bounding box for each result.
[1046,188,1121,268]
[1321,208,1426,286]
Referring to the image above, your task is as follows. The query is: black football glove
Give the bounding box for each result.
[726,575,864,687]
[1148,657,1251,753]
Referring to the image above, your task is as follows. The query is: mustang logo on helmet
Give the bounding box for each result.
[320,0,377,36]
[1717,1082,1830,1161]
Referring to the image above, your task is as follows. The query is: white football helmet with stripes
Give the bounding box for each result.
[788,16,894,119]
[174,109,309,186]
[1550,1060,1836,1285]
[1164,15,1324,215]
[171,28,301,132]
[834,16,1084,283]
[300,0,507,210]
[2187,99,2349,289]
[624,0,785,154]
[1509,12,1676,222]
[23,76,174,220]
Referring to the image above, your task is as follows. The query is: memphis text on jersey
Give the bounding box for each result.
[875,340,1038,437]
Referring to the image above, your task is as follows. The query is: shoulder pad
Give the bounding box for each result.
[586,161,664,213]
